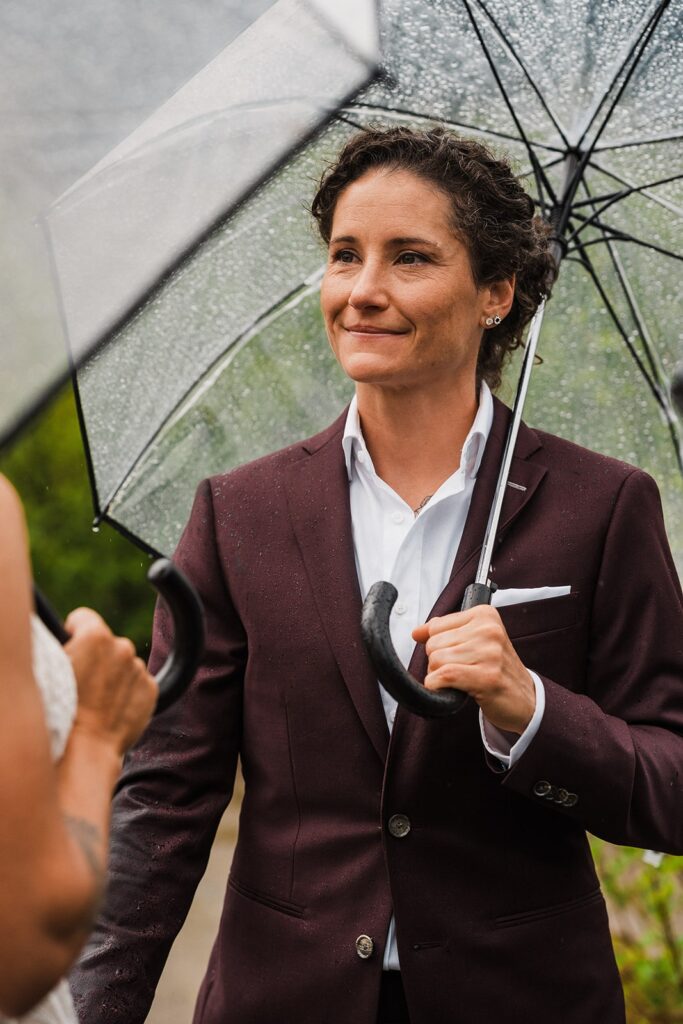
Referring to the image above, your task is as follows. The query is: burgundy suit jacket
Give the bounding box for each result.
[70,399,683,1024]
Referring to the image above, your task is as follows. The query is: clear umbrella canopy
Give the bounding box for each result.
[52,0,683,567]
[0,0,282,445]
[0,0,377,444]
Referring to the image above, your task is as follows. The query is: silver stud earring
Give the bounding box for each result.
[485,316,494,327]
[493,314,502,325]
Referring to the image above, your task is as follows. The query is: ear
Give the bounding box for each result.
[481,275,515,322]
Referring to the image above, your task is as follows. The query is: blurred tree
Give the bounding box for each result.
[592,841,683,1024]
[0,386,155,653]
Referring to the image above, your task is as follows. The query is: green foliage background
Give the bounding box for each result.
[0,387,155,654]
[1,386,681,1021]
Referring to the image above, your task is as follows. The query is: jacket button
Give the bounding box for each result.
[388,814,411,838]
[533,780,552,798]
[355,934,374,959]
[555,787,569,804]
[564,792,578,807]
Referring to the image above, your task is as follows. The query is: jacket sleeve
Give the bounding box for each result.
[499,468,683,854]
[69,479,246,1022]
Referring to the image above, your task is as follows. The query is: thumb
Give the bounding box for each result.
[412,622,430,643]
[64,607,109,637]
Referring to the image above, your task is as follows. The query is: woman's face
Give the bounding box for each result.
[320,167,505,395]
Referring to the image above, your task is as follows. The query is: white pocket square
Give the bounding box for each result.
[492,585,571,609]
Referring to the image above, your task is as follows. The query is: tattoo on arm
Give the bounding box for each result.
[64,814,106,902]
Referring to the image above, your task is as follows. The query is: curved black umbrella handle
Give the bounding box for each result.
[147,558,204,714]
[360,580,493,719]
[34,559,204,715]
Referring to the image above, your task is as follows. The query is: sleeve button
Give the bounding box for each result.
[533,780,552,798]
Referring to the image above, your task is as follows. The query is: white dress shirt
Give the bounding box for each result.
[342,383,544,969]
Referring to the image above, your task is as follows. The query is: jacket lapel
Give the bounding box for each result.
[283,399,548,760]
[406,397,548,683]
[284,415,389,763]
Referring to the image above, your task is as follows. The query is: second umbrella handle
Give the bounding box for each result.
[360,580,493,718]
[34,559,204,715]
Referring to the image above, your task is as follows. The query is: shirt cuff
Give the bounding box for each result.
[479,671,545,770]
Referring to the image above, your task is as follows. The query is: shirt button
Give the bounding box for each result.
[391,511,405,524]
[388,814,411,839]
[355,934,374,959]
[394,602,407,615]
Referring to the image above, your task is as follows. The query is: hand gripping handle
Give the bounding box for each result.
[34,558,204,715]
[360,580,493,718]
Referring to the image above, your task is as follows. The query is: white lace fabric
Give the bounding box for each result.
[0,617,78,1024]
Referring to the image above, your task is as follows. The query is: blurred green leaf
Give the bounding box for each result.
[0,386,155,654]
[591,838,683,1023]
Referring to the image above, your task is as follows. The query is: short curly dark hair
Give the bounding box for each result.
[311,125,557,390]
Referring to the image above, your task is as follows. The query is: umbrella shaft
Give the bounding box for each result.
[474,298,548,587]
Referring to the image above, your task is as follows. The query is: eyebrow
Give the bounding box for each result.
[329,234,443,249]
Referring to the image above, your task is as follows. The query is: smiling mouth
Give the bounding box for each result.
[343,325,408,335]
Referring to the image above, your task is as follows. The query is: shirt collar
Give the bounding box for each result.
[342,382,494,482]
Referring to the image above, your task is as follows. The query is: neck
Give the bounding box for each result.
[355,378,480,509]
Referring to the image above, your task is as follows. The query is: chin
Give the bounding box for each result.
[338,355,403,386]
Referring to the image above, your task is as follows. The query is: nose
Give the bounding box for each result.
[348,259,389,311]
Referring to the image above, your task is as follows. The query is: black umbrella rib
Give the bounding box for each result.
[580,180,680,421]
[572,228,683,264]
[594,129,683,153]
[567,172,683,243]
[470,0,571,148]
[552,4,672,243]
[589,158,683,222]
[98,514,162,560]
[575,1,671,158]
[95,271,327,520]
[459,0,558,209]
[593,245,683,475]
[607,252,682,454]
[346,103,565,154]
[571,172,683,212]
[576,249,663,416]
[41,218,103,522]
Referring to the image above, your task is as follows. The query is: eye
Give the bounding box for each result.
[397,251,428,265]
[330,249,357,264]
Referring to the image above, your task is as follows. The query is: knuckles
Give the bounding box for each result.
[113,636,137,662]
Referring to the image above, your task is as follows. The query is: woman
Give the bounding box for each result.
[71,127,683,1024]
[0,474,157,1021]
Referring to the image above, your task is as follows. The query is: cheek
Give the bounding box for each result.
[320,274,344,321]
[411,297,457,333]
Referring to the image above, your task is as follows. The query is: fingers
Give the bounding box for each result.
[413,605,504,652]
[414,605,536,732]
[413,605,507,697]
[65,606,110,637]
[424,650,502,695]
[64,608,157,753]
[424,662,484,693]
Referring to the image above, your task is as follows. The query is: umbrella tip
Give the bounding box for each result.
[671,364,683,418]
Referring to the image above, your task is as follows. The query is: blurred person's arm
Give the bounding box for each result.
[0,475,156,1017]
[69,478,246,1024]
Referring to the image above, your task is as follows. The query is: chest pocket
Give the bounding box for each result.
[497,592,579,639]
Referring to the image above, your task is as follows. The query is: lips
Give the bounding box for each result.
[343,324,408,335]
